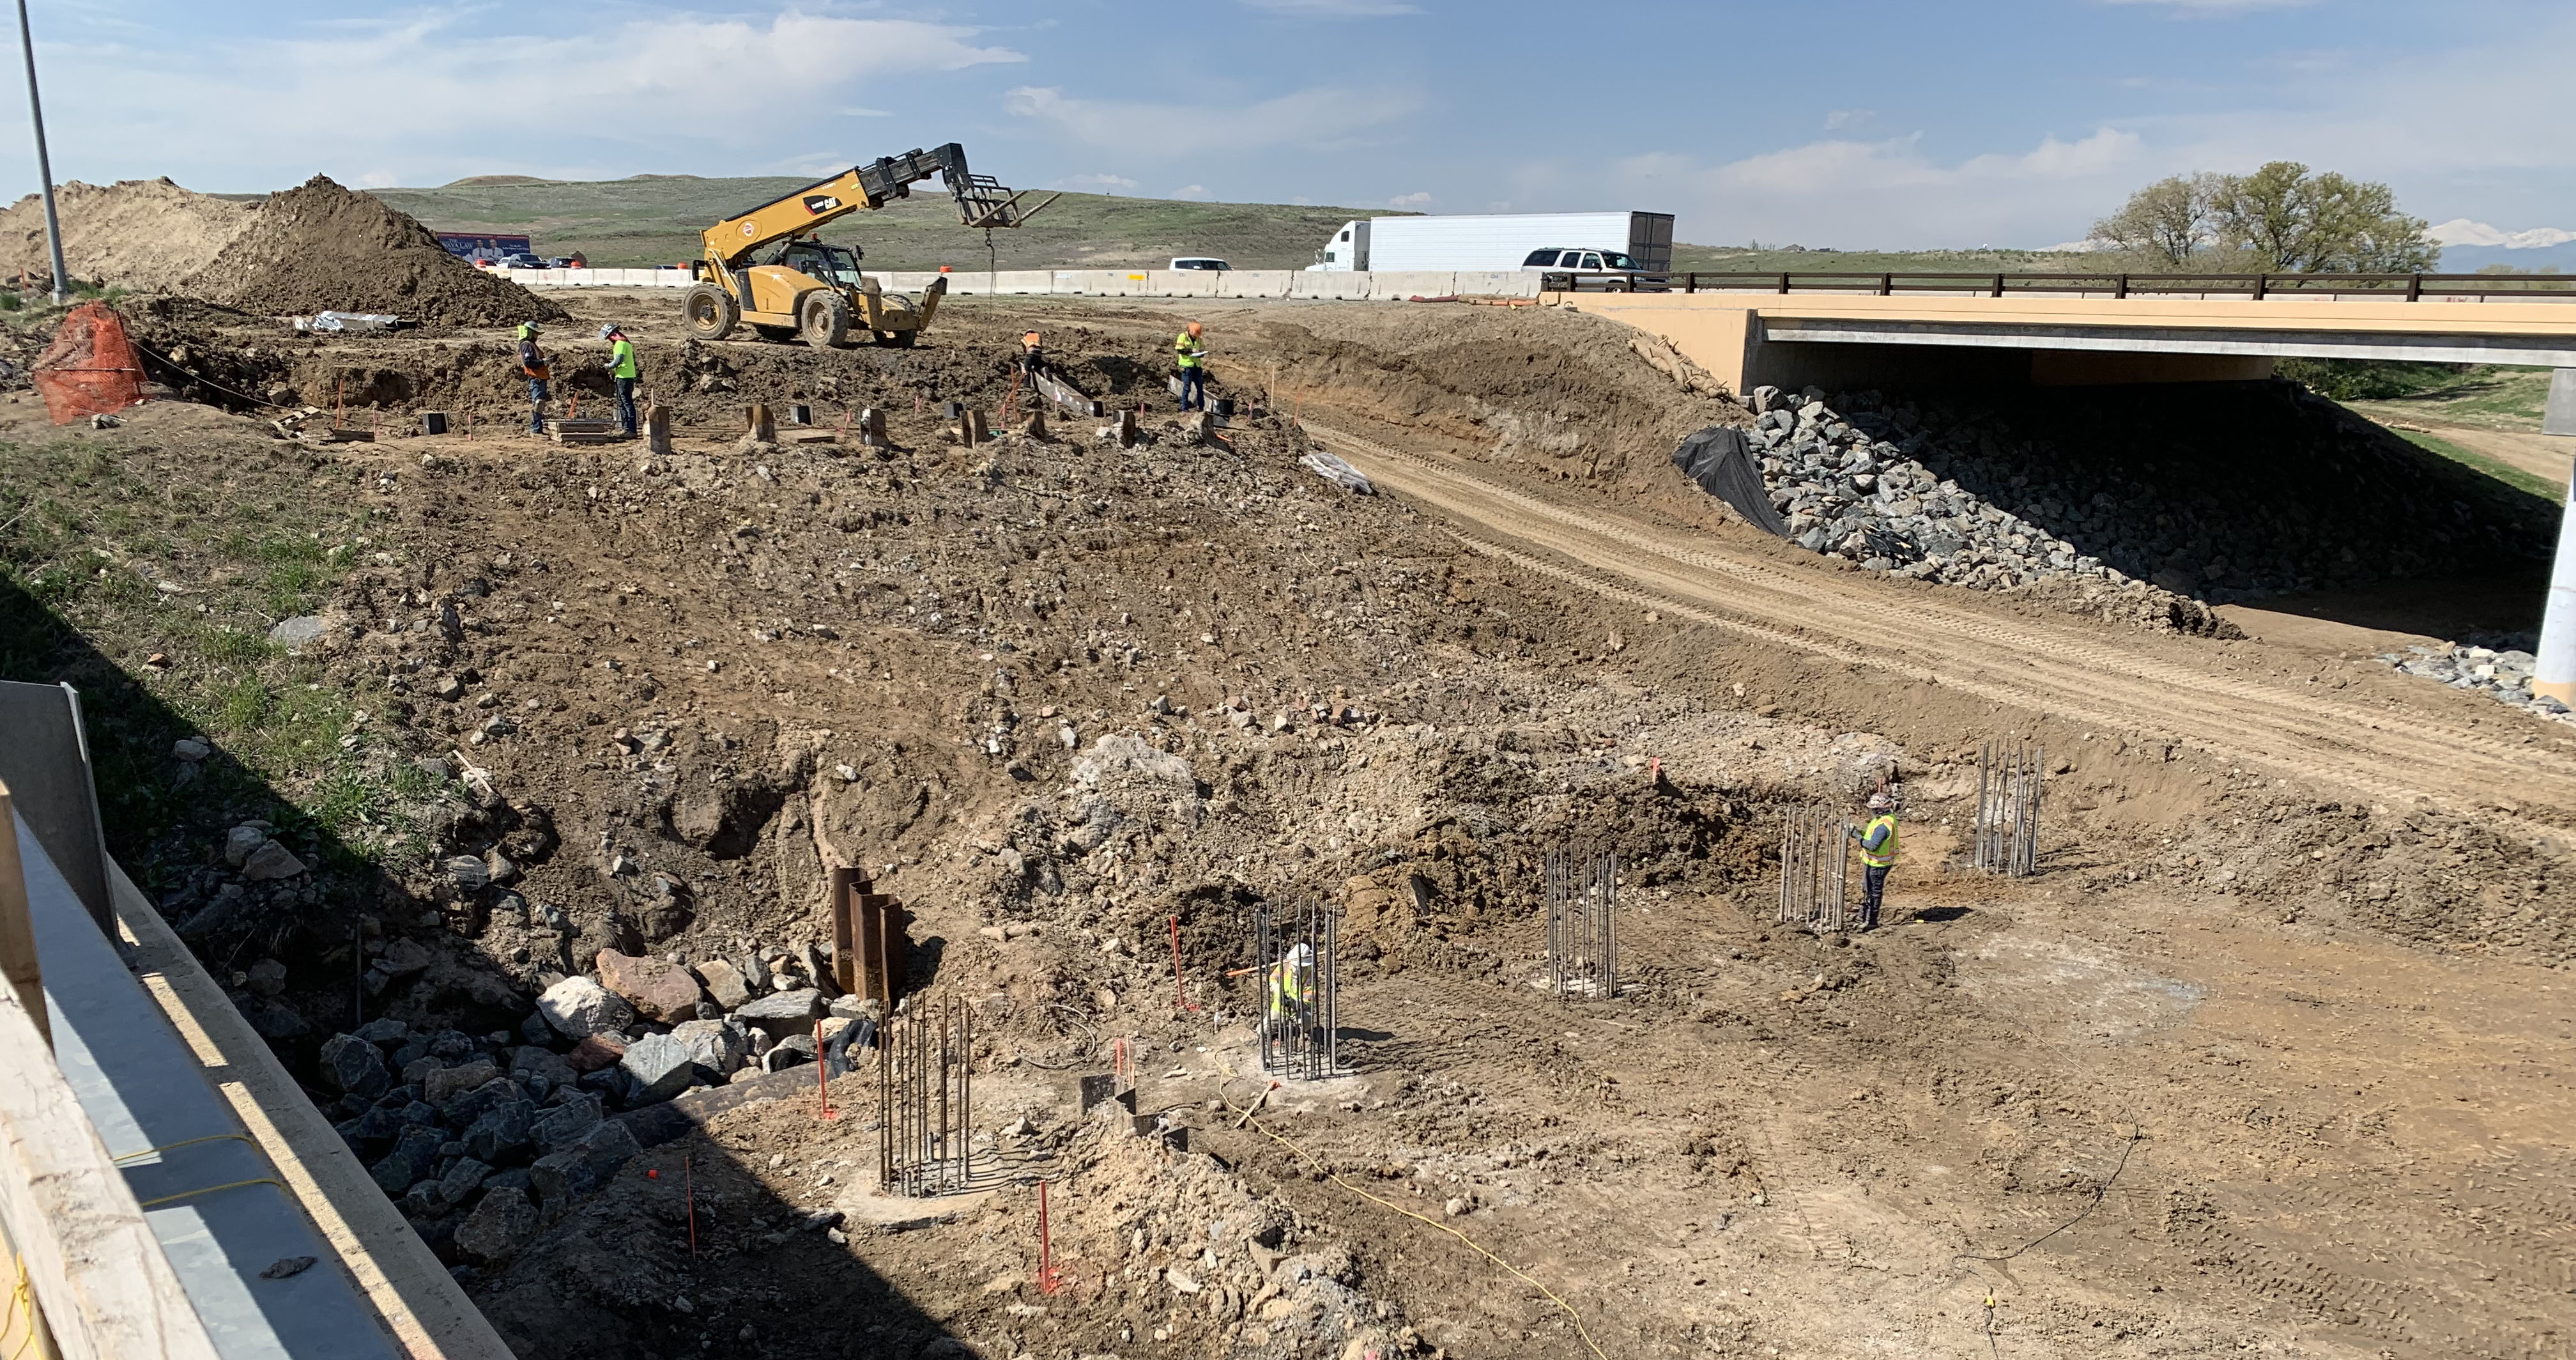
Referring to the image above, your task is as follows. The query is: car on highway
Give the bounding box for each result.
[1521,247,1667,291]
[1169,257,1232,271]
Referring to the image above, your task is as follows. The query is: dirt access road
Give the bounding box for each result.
[1298,417,2576,828]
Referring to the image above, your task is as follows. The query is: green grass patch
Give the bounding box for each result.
[2336,364,2554,429]
[2398,430,2564,504]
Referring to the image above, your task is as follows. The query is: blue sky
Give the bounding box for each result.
[7,0,2572,249]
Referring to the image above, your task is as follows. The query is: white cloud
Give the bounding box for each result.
[1004,83,1425,157]
[1169,184,1213,201]
[2426,219,2576,249]
[837,106,894,118]
[358,169,399,189]
[1823,109,1874,132]
[1239,0,1423,14]
[33,12,1024,186]
[1388,190,1434,209]
[1064,173,1140,190]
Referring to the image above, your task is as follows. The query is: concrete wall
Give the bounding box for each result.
[1560,291,2576,395]
[503,267,1547,300]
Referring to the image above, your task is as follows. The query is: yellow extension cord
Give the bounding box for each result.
[1220,1098,1609,1360]
[2,1253,38,1360]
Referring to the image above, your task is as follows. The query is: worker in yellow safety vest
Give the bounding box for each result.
[1264,941,1314,1040]
[600,323,640,438]
[1846,792,1899,930]
[1174,321,1207,412]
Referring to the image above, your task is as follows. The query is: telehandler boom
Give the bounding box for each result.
[682,143,1051,348]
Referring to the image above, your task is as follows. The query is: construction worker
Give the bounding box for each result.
[1847,791,1899,930]
[1174,321,1207,411]
[516,321,549,435]
[1264,941,1314,1042]
[600,323,640,438]
[1020,330,1045,383]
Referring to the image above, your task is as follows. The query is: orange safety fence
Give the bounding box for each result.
[31,302,146,424]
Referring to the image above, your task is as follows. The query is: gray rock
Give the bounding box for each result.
[530,1092,604,1154]
[762,1033,817,1072]
[536,977,633,1040]
[734,989,822,1039]
[463,1099,537,1163]
[172,737,211,762]
[454,1186,539,1263]
[437,1156,492,1207]
[619,1032,696,1104]
[529,1120,641,1210]
[690,959,751,1011]
[441,856,490,893]
[320,1033,392,1099]
[240,838,307,881]
[222,824,270,868]
[376,938,434,977]
[268,615,330,651]
[370,1125,443,1195]
[422,1060,501,1109]
[668,1018,746,1077]
[355,1017,409,1046]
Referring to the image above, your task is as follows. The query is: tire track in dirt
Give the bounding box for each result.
[1303,418,2576,824]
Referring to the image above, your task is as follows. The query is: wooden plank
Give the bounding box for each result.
[109,863,518,1360]
[0,784,45,1046]
[0,904,220,1359]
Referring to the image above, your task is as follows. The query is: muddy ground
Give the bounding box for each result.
[6,288,2572,1360]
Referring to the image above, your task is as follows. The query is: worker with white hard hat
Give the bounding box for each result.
[599,322,640,438]
[1846,790,1900,930]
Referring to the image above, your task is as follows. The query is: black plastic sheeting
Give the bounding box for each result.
[1672,426,1790,537]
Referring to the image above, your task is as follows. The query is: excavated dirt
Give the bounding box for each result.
[0,174,558,327]
[192,176,562,327]
[0,177,256,291]
[10,291,2573,1360]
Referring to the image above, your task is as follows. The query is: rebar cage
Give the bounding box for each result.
[1777,805,1855,934]
[1545,848,1619,1001]
[1974,741,2044,877]
[1254,902,1340,1081]
[878,993,974,1196]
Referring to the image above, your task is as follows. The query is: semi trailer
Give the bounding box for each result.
[1303,210,1674,275]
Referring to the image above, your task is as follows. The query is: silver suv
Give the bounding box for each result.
[1522,248,1666,291]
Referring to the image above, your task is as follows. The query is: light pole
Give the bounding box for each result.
[14,0,66,304]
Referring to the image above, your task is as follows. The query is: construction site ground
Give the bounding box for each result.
[8,282,2573,1360]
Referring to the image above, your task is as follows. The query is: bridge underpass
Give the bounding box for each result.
[1547,281,2576,702]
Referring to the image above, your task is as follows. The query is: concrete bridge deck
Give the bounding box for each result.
[1550,289,2576,392]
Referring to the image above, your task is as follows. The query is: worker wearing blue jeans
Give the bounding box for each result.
[601,323,639,437]
[517,322,549,434]
[1174,321,1207,411]
[1848,792,1899,930]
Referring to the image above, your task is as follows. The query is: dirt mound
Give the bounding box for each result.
[0,178,256,292]
[192,176,564,327]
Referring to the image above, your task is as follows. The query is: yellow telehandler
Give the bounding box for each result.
[682,143,1050,348]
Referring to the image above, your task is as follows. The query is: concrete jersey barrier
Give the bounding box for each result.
[503,266,1547,300]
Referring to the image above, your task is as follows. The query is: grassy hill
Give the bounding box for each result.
[365,176,1379,272]
[360,174,2093,275]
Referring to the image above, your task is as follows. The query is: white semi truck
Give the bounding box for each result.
[1303,210,1675,276]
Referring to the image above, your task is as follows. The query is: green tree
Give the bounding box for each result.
[2089,172,2227,267]
[2210,161,2438,273]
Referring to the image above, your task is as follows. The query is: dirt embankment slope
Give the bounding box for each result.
[6,290,2569,1360]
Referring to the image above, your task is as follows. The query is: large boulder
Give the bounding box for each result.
[369,1125,443,1196]
[734,989,822,1040]
[595,950,703,1023]
[319,1033,392,1100]
[455,1186,539,1263]
[618,1032,696,1104]
[440,1076,526,1129]
[668,1019,746,1078]
[530,1092,604,1154]
[422,1059,500,1110]
[690,959,752,1011]
[530,1120,641,1210]
[565,1032,627,1073]
[536,976,633,1040]
[463,1099,538,1164]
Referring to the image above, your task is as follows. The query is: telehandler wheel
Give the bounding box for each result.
[876,328,917,349]
[682,282,738,341]
[799,291,850,348]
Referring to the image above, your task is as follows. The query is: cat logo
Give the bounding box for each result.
[802,194,843,215]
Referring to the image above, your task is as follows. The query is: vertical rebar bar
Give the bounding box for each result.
[1254,901,1340,1080]
[1544,848,1618,1000]
[1974,740,2044,877]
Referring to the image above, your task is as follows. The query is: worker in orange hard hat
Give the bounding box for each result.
[1020,330,1045,384]
[1174,320,1207,411]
